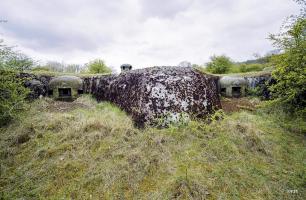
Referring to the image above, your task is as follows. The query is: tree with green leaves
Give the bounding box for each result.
[0,40,31,126]
[87,59,112,74]
[206,55,233,74]
[0,39,33,71]
[269,0,306,113]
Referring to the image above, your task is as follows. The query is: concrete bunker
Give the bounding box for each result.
[120,64,132,72]
[48,76,83,101]
[219,76,247,98]
[89,66,221,126]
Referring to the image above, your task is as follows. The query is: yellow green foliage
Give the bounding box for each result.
[269,18,306,113]
[0,41,32,126]
[87,59,112,74]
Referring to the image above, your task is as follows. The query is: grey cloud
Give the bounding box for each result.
[2,21,105,52]
[140,0,194,18]
[0,0,122,52]
[0,0,300,68]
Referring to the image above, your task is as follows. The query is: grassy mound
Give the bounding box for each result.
[0,96,305,199]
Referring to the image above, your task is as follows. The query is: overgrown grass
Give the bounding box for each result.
[0,96,305,199]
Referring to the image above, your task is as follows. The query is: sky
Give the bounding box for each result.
[0,0,300,70]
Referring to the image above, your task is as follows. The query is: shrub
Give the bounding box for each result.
[206,55,233,74]
[0,40,31,126]
[269,17,306,113]
[87,59,112,74]
[246,87,262,97]
[0,70,29,126]
[0,39,33,71]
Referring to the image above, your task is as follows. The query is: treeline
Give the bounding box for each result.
[195,54,274,74]
[32,59,112,74]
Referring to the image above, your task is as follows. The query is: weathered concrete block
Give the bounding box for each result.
[49,76,83,101]
[20,73,53,99]
[87,66,221,126]
[219,76,248,98]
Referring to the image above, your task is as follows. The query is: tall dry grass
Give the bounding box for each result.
[0,96,305,199]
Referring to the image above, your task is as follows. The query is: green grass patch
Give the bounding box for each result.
[0,97,305,199]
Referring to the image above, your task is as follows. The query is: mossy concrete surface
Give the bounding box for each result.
[219,76,247,97]
[49,76,83,100]
[85,66,221,127]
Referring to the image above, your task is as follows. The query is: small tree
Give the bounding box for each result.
[206,55,233,74]
[0,39,33,71]
[88,59,111,74]
[269,0,306,112]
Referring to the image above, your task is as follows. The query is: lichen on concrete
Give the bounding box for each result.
[21,67,221,126]
[86,66,221,126]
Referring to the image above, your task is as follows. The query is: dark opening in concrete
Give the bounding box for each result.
[48,90,53,96]
[221,88,226,95]
[58,88,71,97]
[78,89,84,95]
[232,87,241,98]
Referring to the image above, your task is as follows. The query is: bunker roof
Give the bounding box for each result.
[49,76,83,90]
[219,76,247,87]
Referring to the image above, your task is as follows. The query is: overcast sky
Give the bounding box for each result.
[0,0,300,70]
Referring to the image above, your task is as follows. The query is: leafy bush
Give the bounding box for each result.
[206,55,233,74]
[246,87,263,97]
[0,40,31,126]
[87,59,112,74]
[0,70,29,126]
[0,40,33,71]
[269,15,306,113]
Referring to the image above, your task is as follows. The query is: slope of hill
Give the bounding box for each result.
[0,96,305,199]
